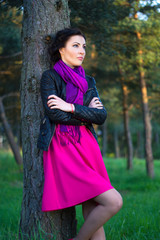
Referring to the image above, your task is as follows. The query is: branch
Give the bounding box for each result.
[0,92,20,101]
[0,51,22,59]
[0,71,12,75]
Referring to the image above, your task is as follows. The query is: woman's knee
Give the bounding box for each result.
[94,189,123,214]
[109,191,123,214]
[114,193,123,212]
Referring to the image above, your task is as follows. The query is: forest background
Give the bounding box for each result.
[0,0,160,173]
[0,0,160,239]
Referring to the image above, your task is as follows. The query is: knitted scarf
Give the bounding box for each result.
[53,59,88,145]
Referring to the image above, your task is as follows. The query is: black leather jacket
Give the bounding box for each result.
[37,69,107,151]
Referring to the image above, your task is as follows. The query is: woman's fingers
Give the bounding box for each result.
[47,99,57,104]
[89,97,103,109]
[47,94,72,112]
[47,95,63,107]
[91,97,102,104]
[47,95,103,110]
[48,94,59,99]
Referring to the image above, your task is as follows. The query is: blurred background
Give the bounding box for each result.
[0,1,160,239]
[0,0,160,162]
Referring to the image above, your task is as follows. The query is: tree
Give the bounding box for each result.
[0,93,22,164]
[69,0,135,162]
[19,1,76,239]
[0,2,22,152]
[117,60,133,169]
[135,24,154,177]
[133,1,155,177]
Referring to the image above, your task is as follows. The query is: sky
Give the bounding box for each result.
[138,0,160,19]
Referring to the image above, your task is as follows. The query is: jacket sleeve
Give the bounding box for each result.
[73,77,107,125]
[40,70,85,125]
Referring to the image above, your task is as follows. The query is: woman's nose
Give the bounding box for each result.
[79,47,85,55]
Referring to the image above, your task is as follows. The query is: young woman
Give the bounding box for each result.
[37,28,123,240]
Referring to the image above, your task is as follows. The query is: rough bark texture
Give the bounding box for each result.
[0,94,22,165]
[135,11,154,178]
[20,1,77,239]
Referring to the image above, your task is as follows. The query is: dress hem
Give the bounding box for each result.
[41,186,114,212]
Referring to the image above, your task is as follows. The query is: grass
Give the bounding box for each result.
[76,158,160,240]
[0,150,23,239]
[0,150,160,239]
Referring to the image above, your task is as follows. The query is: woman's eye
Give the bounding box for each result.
[83,45,86,49]
[73,44,78,48]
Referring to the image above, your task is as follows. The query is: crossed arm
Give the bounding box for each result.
[41,70,106,125]
[47,95,103,112]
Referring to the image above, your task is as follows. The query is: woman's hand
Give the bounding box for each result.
[47,94,74,112]
[88,97,103,109]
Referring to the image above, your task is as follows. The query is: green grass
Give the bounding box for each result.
[76,158,160,240]
[0,150,23,239]
[0,150,160,239]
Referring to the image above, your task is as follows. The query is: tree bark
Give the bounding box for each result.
[121,83,133,169]
[117,61,133,169]
[0,95,22,165]
[134,11,154,178]
[19,1,76,239]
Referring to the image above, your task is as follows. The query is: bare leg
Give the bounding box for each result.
[74,188,123,240]
[82,200,106,240]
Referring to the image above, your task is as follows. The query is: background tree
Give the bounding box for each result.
[0,93,22,165]
[0,1,22,154]
[69,0,160,175]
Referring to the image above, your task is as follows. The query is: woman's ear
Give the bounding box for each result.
[59,48,64,56]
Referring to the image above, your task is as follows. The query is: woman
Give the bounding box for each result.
[37,28,123,240]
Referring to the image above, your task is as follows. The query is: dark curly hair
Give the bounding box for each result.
[48,28,86,65]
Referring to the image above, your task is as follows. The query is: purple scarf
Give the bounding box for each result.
[53,60,88,145]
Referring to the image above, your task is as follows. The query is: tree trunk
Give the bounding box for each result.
[139,67,154,177]
[19,1,76,239]
[114,129,120,158]
[135,11,154,178]
[117,61,133,169]
[102,121,107,157]
[0,96,22,165]
[121,83,133,169]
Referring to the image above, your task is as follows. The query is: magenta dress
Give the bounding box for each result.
[42,124,114,211]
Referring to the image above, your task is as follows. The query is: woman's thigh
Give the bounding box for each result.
[82,199,97,219]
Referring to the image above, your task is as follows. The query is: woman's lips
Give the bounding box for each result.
[77,57,83,61]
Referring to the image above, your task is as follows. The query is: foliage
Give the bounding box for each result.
[0,1,160,158]
[69,0,160,158]
[0,2,22,56]
[0,2,22,144]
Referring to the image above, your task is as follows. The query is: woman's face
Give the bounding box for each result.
[59,35,86,68]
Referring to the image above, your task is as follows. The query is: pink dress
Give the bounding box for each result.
[42,124,114,211]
